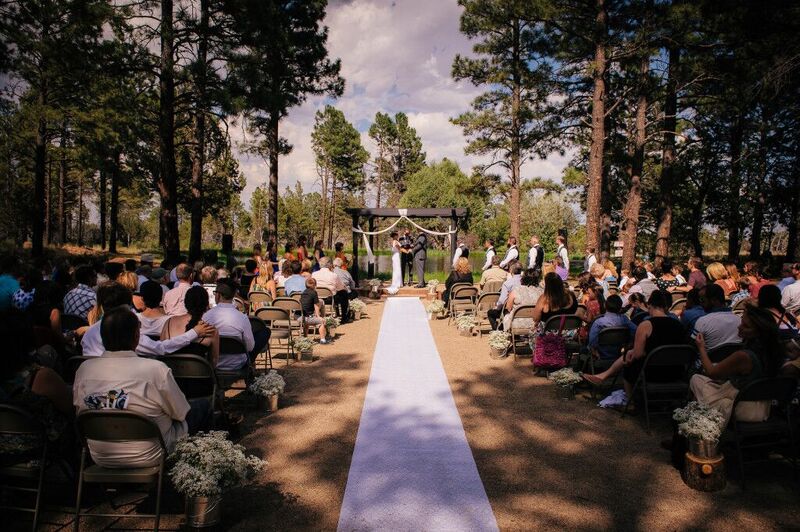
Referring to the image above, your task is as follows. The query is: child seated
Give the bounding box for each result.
[730,277,751,306]
[300,277,328,343]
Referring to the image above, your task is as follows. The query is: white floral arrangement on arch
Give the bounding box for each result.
[350,299,366,313]
[455,314,476,331]
[548,368,583,387]
[487,330,511,350]
[673,402,725,442]
[248,370,285,397]
[293,336,315,352]
[425,300,445,315]
[169,431,264,497]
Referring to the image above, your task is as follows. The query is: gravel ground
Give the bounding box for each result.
[24,296,800,531]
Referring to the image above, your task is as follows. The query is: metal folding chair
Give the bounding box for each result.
[447,284,478,324]
[255,307,295,366]
[475,292,500,336]
[509,305,536,359]
[74,410,167,532]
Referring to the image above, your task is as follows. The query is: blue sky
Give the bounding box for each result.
[235,0,572,204]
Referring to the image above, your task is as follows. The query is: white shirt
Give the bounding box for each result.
[312,268,345,293]
[482,247,495,271]
[162,282,193,316]
[136,313,171,338]
[557,245,570,272]
[202,303,254,370]
[528,246,539,269]
[73,350,190,468]
[499,246,519,269]
[586,254,597,270]
[81,319,199,357]
[781,280,800,314]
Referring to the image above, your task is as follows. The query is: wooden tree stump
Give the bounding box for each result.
[682,452,726,492]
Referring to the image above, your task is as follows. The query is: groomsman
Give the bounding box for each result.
[556,235,570,272]
[528,235,544,271]
[499,236,519,270]
[412,232,428,288]
[452,239,469,268]
[482,239,496,271]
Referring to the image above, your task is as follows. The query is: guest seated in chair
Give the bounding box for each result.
[584,290,685,404]
[502,268,543,331]
[487,262,522,330]
[312,257,349,322]
[202,278,261,370]
[443,257,474,306]
[162,286,220,366]
[73,307,212,468]
[588,295,637,361]
[300,278,328,343]
[691,304,783,423]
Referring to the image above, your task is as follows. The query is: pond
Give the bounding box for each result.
[358,251,488,276]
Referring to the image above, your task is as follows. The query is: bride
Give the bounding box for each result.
[386,231,403,295]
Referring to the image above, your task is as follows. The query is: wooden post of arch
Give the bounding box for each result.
[351,213,359,280]
[367,216,375,278]
[450,213,458,267]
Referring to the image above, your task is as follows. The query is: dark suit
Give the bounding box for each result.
[412,233,427,286]
[398,233,414,284]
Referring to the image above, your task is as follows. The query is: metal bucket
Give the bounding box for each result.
[459,328,472,337]
[688,438,719,459]
[556,384,575,400]
[257,394,279,412]
[185,495,222,528]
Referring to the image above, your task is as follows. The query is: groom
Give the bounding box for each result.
[412,232,427,288]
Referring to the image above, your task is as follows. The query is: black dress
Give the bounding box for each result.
[443,271,473,305]
[539,293,579,323]
[623,316,685,384]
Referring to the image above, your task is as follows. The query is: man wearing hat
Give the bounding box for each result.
[150,267,170,296]
[137,254,155,289]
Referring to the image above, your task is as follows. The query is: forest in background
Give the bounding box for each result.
[1,0,800,264]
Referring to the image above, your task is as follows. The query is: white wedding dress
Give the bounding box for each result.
[387,240,403,295]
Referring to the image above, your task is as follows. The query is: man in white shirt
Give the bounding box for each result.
[452,240,469,268]
[163,263,195,316]
[499,237,519,270]
[584,247,597,273]
[313,256,350,320]
[81,282,214,357]
[482,239,496,271]
[556,235,570,272]
[781,263,800,314]
[74,307,211,468]
[202,278,257,371]
[528,235,544,271]
[692,284,742,349]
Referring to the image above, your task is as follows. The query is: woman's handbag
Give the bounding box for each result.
[533,315,568,370]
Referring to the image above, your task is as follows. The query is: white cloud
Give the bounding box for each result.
[236,0,572,204]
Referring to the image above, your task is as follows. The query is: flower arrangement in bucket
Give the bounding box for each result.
[487,330,511,359]
[455,314,476,336]
[325,316,341,338]
[350,299,366,320]
[368,278,382,298]
[426,279,440,295]
[248,370,285,411]
[548,368,583,400]
[292,336,315,361]
[425,299,445,319]
[169,431,265,528]
[673,402,725,458]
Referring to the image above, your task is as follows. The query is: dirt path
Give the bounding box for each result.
[429,316,800,531]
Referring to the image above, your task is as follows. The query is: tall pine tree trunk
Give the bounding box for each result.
[585,0,607,251]
[159,0,180,262]
[267,114,280,238]
[750,108,769,259]
[655,46,679,265]
[77,172,84,246]
[621,57,648,270]
[727,114,745,260]
[189,0,209,263]
[509,18,522,240]
[33,85,47,256]
[109,152,120,254]
[45,158,52,245]
[58,124,68,245]
[99,168,107,249]
[320,169,329,246]
[786,159,800,261]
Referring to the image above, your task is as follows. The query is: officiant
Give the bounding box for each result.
[398,228,414,285]
[412,232,428,288]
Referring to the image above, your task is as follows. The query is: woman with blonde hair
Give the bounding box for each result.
[706,262,736,297]
[442,257,473,305]
[250,263,277,300]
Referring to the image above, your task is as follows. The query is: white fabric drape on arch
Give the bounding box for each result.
[352,211,458,264]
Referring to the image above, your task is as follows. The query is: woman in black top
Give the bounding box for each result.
[443,257,473,305]
[585,290,684,401]
[533,272,578,324]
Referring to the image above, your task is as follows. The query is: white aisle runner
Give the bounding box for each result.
[338,298,498,532]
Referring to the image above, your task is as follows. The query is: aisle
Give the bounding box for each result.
[337,298,498,531]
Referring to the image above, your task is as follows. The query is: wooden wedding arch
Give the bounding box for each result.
[345,207,469,280]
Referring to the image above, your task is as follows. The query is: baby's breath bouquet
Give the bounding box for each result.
[248,370,285,397]
[455,314,476,331]
[350,299,366,313]
[487,330,511,350]
[548,368,583,387]
[673,402,725,442]
[325,316,341,329]
[427,279,440,289]
[425,300,445,315]
[169,431,264,497]
[293,336,315,352]
[368,278,382,288]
